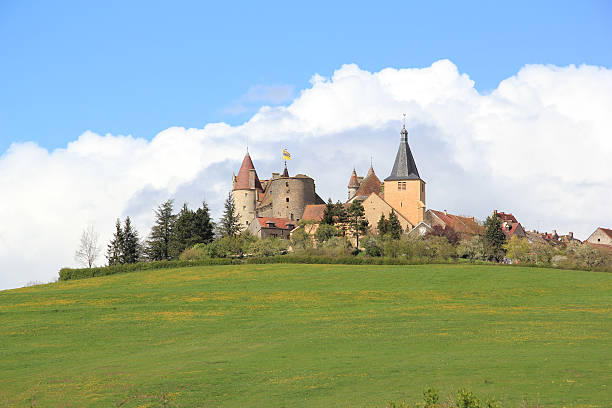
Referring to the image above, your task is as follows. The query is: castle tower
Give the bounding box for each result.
[383,125,426,226]
[232,152,263,229]
[347,168,359,199]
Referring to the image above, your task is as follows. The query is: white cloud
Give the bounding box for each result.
[223,84,294,114]
[1,60,611,290]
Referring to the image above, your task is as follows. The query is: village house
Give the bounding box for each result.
[247,217,296,239]
[585,227,612,248]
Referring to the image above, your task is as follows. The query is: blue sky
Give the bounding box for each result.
[1,0,610,153]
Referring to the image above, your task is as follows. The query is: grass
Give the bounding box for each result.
[0,264,610,407]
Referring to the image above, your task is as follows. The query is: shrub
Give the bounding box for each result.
[457,236,485,261]
[503,236,530,262]
[362,235,382,257]
[248,237,289,257]
[179,243,209,261]
[315,223,338,244]
[425,236,456,260]
[316,236,352,257]
[290,228,313,253]
[455,388,480,408]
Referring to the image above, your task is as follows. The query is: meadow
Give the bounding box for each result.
[0,264,610,407]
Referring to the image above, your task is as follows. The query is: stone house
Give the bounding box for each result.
[247,217,296,239]
[585,227,612,248]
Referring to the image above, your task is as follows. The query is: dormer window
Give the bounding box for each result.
[267,222,276,227]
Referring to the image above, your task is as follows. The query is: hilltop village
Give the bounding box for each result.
[232,125,610,248]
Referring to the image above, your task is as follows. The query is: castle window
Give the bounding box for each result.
[286,182,289,187]
[398,182,406,190]
[286,197,290,202]
[243,206,246,210]
[290,213,294,220]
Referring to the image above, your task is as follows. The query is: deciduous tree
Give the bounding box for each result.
[75,225,100,268]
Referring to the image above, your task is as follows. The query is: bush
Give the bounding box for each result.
[179,243,209,261]
[425,236,456,260]
[248,237,289,257]
[316,236,353,257]
[315,223,338,243]
[457,236,485,261]
[362,235,382,257]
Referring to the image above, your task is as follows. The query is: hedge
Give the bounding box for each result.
[59,255,609,282]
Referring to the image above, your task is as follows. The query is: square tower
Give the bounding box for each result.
[383,125,426,226]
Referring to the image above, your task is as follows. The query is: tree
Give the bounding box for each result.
[387,211,403,240]
[425,225,460,246]
[457,236,485,261]
[503,235,530,262]
[75,225,100,268]
[290,227,313,252]
[169,203,196,258]
[193,200,214,244]
[315,223,337,243]
[483,213,506,262]
[377,214,388,236]
[121,216,140,263]
[218,193,242,237]
[321,198,336,225]
[145,199,175,261]
[334,201,348,235]
[106,219,124,266]
[347,201,369,250]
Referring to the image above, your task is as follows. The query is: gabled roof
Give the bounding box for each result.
[599,227,612,240]
[429,209,484,235]
[348,168,360,188]
[256,217,296,230]
[354,168,382,198]
[495,211,518,224]
[302,204,327,222]
[233,153,263,191]
[384,125,420,181]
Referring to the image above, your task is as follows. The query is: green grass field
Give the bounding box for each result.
[1,264,610,407]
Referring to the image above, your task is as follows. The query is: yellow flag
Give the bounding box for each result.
[282,149,291,160]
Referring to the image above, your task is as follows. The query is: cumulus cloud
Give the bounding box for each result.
[224,84,294,114]
[1,60,611,290]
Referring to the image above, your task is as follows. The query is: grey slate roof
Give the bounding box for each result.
[384,125,421,181]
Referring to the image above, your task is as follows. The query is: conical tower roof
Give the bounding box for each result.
[348,168,360,188]
[384,125,421,181]
[355,167,381,197]
[233,152,263,190]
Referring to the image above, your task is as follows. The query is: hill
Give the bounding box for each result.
[1,264,610,407]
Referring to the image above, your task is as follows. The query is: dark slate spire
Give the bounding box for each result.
[384,125,420,181]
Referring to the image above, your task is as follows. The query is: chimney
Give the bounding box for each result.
[494,210,498,216]
[552,229,557,235]
[249,169,256,189]
[272,172,280,180]
[569,232,573,239]
[444,210,448,216]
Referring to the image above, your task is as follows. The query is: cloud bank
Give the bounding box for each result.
[1,60,611,289]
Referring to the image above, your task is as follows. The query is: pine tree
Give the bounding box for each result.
[145,199,175,261]
[347,201,369,250]
[377,214,388,236]
[106,219,124,266]
[218,193,242,237]
[387,210,403,240]
[321,198,336,225]
[193,200,214,244]
[121,216,140,264]
[169,203,196,258]
[483,213,507,262]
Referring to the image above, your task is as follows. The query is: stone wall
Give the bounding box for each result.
[382,179,426,227]
[258,176,318,222]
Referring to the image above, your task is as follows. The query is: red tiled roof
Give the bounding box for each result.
[348,169,360,188]
[233,153,263,191]
[599,227,612,240]
[430,209,484,235]
[354,170,381,197]
[302,204,327,222]
[256,217,296,230]
[501,221,522,237]
[495,211,518,224]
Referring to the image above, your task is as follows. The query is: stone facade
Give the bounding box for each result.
[382,179,426,227]
[360,193,414,233]
[257,174,323,221]
[585,227,612,247]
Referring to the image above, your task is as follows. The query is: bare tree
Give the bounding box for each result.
[75,225,100,268]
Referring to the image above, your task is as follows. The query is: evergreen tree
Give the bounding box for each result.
[145,199,175,261]
[193,200,214,244]
[169,203,195,258]
[106,219,124,266]
[121,216,140,264]
[218,192,242,237]
[321,198,336,225]
[377,214,388,236]
[387,210,403,240]
[483,213,506,262]
[347,201,369,250]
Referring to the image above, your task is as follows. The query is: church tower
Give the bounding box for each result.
[383,125,426,226]
[232,152,263,229]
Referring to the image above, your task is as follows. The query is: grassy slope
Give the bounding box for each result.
[0,264,610,407]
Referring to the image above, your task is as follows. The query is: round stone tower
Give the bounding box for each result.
[232,152,263,229]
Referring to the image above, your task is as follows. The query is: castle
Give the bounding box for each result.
[232,125,431,239]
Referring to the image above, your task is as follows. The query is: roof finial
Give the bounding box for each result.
[246,134,249,153]
[370,155,373,168]
[402,113,406,128]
